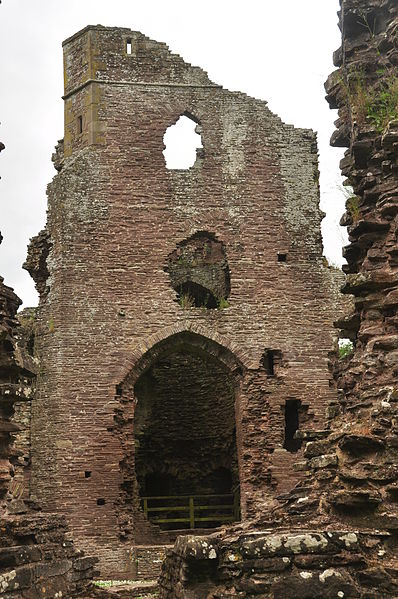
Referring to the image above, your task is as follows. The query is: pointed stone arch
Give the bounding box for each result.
[114,323,249,389]
[115,328,245,542]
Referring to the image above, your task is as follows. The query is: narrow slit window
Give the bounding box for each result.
[261,349,282,376]
[77,115,83,134]
[126,39,132,54]
[283,399,302,452]
[265,351,274,376]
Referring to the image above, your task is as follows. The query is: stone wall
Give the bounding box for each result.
[0,235,99,598]
[158,0,398,596]
[0,237,24,503]
[159,530,397,598]
[25,24,344,576]
[0,94,101,596]
[316,0,398,532]
[259,0,398,539]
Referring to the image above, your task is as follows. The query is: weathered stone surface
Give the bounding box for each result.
[23,229,52,298]
[95,582,158,598]
[158,530,393,598]
[2,0,398,595]
[338,434,385,454]
[158,1,398,596]
[25,24,344,577]
[0,209,97,595]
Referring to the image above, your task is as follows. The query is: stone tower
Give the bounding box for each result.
[25,26,344,577]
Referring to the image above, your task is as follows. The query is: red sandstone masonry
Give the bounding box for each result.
[158,2,398,595]
[26,26,345,577]
[0,238,98,598]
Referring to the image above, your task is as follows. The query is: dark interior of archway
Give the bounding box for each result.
[134,346,239,530]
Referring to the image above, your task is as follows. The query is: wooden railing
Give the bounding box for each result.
[141,492,240,530]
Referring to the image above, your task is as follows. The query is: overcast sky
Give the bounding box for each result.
[0,0,346,308]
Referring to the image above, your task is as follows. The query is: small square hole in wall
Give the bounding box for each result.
[116,384,123,396]
[278,253,287,262]
[97,498,105,505]
[126,39,132,54]
[84,471,91,478]
[77,115,83,134]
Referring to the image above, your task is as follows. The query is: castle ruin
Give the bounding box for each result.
[22,25,343,578]
[1,0,398,596]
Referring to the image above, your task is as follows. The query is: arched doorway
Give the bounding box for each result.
[118,331,243,535]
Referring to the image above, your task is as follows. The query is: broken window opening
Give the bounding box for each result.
[178,281,218,309]
[283,399,302,453]
[77,115,83,134]
[163,113,203,170]
[126,39,132,54]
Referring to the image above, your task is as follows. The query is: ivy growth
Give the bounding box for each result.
[346,194,361,222]
[339,339,354,359]
[217,298,229,310]
[366,76,398,132]
[343,68,398,132]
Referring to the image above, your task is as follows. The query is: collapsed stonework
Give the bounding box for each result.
[21,24,344,578]
[159,530,395,598]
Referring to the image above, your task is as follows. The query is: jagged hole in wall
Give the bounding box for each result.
[165,232,230,309]
[163,113,203,169]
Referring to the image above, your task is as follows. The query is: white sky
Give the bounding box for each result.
[0,0,346,308]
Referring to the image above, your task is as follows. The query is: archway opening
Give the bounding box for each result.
[134,340,240,531]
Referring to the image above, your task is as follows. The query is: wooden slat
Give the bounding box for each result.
[195,504,233,511]
[195,516,235,522]
[146,505,188,513]
[141,493,238,528]
[151,518,191,524]
[141,493,233,501]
